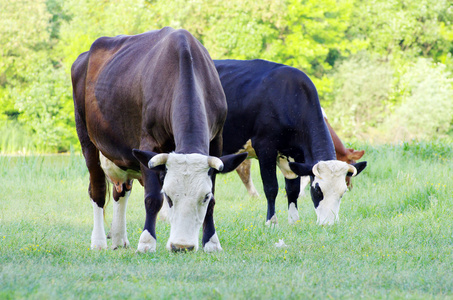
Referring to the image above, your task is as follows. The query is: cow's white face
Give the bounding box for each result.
[310,161,353,225]
[157,153,218,251]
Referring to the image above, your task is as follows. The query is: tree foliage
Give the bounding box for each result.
[348,0,453,61]
[0,0,452,152]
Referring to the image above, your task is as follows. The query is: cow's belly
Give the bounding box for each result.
[276,153,298,179]
[100,152,142,192]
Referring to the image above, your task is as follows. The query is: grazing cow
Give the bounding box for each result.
[235,109,365,198]
[214,59,367,225]
[71,27,246,252]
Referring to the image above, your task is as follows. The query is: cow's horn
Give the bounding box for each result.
[312,163,322,179]
[348,164,357,177]
[208,156,224,171]
[149,153,169,168]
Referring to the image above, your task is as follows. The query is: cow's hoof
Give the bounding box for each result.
[136,230,156,253]
[249,191,260,198]
[287,203,300,225]
[247,186,260,198]
[203,233,223,252]
[265,215,278,227]
[112,236,130,250]
[91,239,107,250]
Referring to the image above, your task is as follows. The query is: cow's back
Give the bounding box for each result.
[215,59,333,163]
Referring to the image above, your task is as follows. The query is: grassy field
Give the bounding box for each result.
[1,142,452,299]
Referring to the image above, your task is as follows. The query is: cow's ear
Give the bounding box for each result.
[132,149,167,171]
[289,162,314,176]
[216,152,248,174]
[347,149,365,161]
[347,161,367,177]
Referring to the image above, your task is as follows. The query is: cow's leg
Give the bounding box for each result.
[202,194,222,252]
[236,159,260,198]
[159,196,170,222]
[86,149,108,250]
[75,112,108,249]
[255,146,279,226]
[203,135,223,252]
[137,170,163,253]
[285,177,301,224]
[299,176,311,198]
[110,180,133,249]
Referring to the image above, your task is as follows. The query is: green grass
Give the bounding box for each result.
[0,121,36,154]
[1,142,453,299]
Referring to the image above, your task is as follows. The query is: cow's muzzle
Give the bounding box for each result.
[170,243,195,252]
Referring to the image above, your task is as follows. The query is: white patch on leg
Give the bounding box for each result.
[91,200,107,250]
[265,214,278,227]
[203,232,223,252]
[136,230,156,253]
[111,191,130,249]
[299,176,310,198]
[288,203,299,224]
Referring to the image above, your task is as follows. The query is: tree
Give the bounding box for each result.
[348,0,453,62]
[0,0,51,120]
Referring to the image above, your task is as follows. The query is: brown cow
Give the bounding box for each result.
[71,28,246,252]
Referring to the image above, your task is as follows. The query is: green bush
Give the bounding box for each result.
[326,55,453,143]
[324,52,394,142]
[381,58,453,141]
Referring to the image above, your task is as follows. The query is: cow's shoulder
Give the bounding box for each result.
[89,32,150,53]
[258,61,316,93]
[215,59,315,91]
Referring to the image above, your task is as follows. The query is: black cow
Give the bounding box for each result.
[71,28,246,252]
[214,59,367,225]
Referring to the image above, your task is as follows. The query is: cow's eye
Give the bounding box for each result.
[164,193,173,208]
[203,193,212,203]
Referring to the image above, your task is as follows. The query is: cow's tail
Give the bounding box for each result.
[104,179,111,234]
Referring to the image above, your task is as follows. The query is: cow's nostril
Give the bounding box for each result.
[171,244,195,252]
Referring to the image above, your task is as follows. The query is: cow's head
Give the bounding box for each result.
[289,160,367,225]
[133,150,247,251]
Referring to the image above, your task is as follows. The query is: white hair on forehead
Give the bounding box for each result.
[166,153,210,172]
[164,153,212,194]
[316,160,349,176]
[167,152,208,164]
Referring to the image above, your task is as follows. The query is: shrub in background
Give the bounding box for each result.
[324,52,394,142]
[381,58,453,141]
[326,54,453,143]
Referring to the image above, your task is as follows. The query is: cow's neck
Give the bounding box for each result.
[306,123,336,164]
[171,96,210,155]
